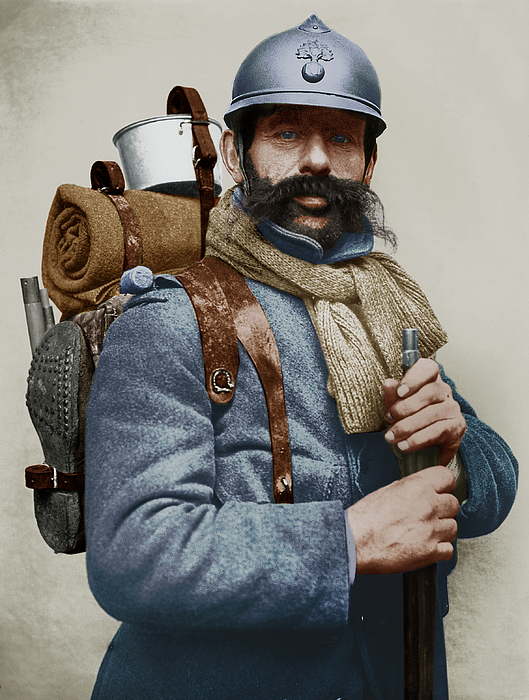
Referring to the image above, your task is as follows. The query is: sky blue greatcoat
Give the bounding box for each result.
[85,270,518,700]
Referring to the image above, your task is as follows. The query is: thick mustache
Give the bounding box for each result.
[241,156,398,250]
[244,174,371,221]
[255,174,369,204]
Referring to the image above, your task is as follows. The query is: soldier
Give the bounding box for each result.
[85,16,517,700]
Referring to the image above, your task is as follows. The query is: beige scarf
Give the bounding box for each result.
[205,188,448,433]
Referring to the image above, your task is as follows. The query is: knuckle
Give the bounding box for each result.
[397,397,413,416]
[431,383,449,404]
[420,357,438,371]
[424,358,441,378]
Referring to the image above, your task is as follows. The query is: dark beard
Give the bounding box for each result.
[242,155,396,251]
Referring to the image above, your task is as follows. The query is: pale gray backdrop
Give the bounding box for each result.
[1,0,527,698]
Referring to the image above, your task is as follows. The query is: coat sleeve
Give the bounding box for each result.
[85,288,350,633]
[440,368,518,539]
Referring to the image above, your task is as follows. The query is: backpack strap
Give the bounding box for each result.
[167,87,217,259]
[177,258,294,505]
[90,160,143,271]
[176,262,239,405]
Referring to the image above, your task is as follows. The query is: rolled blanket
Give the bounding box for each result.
[42,184,202,317]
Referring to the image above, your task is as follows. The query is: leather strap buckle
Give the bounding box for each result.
[25,463,85,492]
[211,368,235,394]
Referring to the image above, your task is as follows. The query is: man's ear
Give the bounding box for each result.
[363,143,377,186]
[220,129,244,184]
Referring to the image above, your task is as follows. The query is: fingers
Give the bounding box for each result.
[408,465,456,494]
[438,445,460,468]
[383,359,467,459]
[403,520,458,570]
[434,493,459,560]
[400,473,459,568]
[385,416,466,464]
[384,364,450,423]
[397,358,440,396]
[385,409,465,453]
[436,541,455,562]
[348,468,459,574]
[436,490,460,518]
[412,470,459,561]
[383,358,439,408]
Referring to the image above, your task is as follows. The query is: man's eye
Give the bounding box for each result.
[331,134,350,143]
[279,131,299,140]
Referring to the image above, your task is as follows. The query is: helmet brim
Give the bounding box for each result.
[224,91,386,137]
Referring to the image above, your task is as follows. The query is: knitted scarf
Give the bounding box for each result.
[205,188,448,433]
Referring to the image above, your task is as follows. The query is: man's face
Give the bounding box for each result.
[221,105,378,250]
[249,105,367,185]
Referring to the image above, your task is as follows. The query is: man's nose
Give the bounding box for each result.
[298,134,332,176]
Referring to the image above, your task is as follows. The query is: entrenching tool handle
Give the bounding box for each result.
[400,329,438,700]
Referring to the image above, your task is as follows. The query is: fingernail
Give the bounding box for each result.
[385,431,394,442]
[397,385,409,398]
[386,412,393,422]
[398,440,410,451]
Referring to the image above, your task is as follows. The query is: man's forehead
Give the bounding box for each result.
[257,104,367,128]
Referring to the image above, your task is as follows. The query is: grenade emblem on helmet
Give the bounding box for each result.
[296,40,334,83]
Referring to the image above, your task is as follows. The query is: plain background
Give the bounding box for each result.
[1,0,527,697]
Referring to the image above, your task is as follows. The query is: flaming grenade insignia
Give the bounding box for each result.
[296,40,334,83]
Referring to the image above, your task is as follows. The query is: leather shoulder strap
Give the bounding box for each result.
[176,261,239,405]
[167,87,216,259]
[202,257,293,505]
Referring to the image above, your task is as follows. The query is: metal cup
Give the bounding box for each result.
[113,114,223,197]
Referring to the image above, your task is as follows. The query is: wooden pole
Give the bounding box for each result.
[403,565,437,699]
[400,330,438,699]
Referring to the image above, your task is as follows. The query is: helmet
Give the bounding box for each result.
[224,14,386,137]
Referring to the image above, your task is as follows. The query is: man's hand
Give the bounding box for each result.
[347,467,459,574]
[383,358,466,466]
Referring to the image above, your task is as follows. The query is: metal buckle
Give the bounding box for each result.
[41,462,58,489]
[192,145,216,168]
[211,368,234,394]
[280,477,291,493]
[192,145,202,167]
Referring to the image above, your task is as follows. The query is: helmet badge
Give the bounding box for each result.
[296,40,334,83]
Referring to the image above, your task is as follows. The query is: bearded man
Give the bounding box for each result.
[85,16,517,700]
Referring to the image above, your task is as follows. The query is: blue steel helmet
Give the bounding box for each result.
[224,14,386,137]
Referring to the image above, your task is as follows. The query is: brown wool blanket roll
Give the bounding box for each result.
[42,185,202,317]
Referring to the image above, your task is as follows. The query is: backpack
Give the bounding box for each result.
[24,87,292,554]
